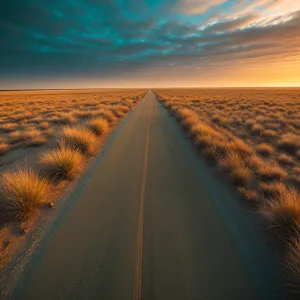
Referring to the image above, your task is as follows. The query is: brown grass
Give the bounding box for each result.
[261,187,300,237]
[101,110,117,122]
[278,153,295,166]
[259,181,287,199]
[256,143,274,156]
[0,143,10,155]
[258,164,287,182]
[60,126,97,155]
[228,139,253,157]
[40,143,84,180]
[24,129,47,146]
[87,118,109,136]
[277,134,300,154]
[219,151,253,186]
[8,131,22,144]
[0,123,18,133]
[0,166,52,221]
[238,187,260,203]
[155,88,300,289]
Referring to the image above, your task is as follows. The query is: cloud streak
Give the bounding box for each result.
[0,0,299,88]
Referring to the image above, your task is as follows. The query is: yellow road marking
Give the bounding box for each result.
[133,97,152,300]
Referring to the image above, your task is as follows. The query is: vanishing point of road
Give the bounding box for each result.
[7,90,285,300]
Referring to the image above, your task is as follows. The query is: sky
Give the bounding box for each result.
[0,0,300,89]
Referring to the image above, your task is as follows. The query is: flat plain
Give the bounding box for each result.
[154,87,300,290]
[0,88,299,299]
[0,88,145,267]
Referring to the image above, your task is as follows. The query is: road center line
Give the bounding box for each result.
[133,96,152,300]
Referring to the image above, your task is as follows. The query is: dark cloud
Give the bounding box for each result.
[0,0,299,87]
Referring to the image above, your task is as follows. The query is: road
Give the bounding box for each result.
[11,90,284,299]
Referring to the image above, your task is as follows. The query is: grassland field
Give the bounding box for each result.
[1,87,300,293]
[0,88,145,267]
[154,88,300,289]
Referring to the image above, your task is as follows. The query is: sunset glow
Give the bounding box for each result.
[1,0,300,89]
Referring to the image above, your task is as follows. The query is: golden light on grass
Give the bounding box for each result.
[256,143,274,156]
[278,153,294,166]
[259,181,287,199]
[87,118,109,136]
[0,166,52,221]
[60,125,97,155]
[101,110,117,122]
[278,133,300,154]
[0,143,10,155]
[191,122,224,139]
[8,131,25,144]
[258,164,287,182]
[261,187,300,238]
[0,123,18,133]
[40,143,84,180]
[219,151,253,186]
[228,139,253,157]
[24,129,47,146]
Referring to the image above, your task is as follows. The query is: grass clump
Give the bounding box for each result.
[259,181,287,199]
[258,164,287,182]
[192,122,223,139]
[277,153,294,166]
[228,139,253,157]
[0,143,10,155]
[40,143,84,180]
[219,151,253,186]
[277,134,300,154]
[0,123,18,133]
[0,166,52,221]
[261,187,300,238]
[101,110,117,122]
[87,118,109,136]
[256,143,274,156]
[60,126,97,155]
[238,187,260,204]
[24,129,47,146]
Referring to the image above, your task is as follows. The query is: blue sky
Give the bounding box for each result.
[0,0,299,88]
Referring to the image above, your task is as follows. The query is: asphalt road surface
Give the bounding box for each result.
[11,90,284,300]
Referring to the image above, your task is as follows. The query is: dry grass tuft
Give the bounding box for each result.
[24,129,47,146]
[238,187,260,203]
[261,187,300,237]
[278,153,294,166]
[101,110,117,122]
[192,122,223,139]
[39,122,50,130]
[258,164,287,182]
[60,126,97,155]
[228,139,253,157]
[0,143,10,155]
[259,181,287,199]
[277,134,300,154]
[246,155,264,170]
[256,143,274,156]
[219,151,253,186]
[0,166,52,221]
[8,131,25,144]
[0,123,18,133]
[44,128,55,137]
[40,143,84,180]
[87,118,109,136]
